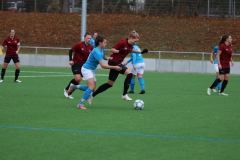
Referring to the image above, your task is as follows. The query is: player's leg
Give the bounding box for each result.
[77,68,96,109]
[122,66,133,101]
[0,57,11,82]
[13,57,21,82]
[212,64,220,92]
[91,69,118,98]
[128,66,136,94]
[216,72,222,92]
[137,63,145,94]
[207,70,223,95]
[219,69,229,96]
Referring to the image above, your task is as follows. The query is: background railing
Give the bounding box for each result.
[1,0,239,18]
[18,46,240,74]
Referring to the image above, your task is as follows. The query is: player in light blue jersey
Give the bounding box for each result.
[210,46,222,92]
[68,36,122,109]
[124,44,146,94]
[90,32,97,48]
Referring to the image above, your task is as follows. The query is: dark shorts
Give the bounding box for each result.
[4,56,20,63]
[108,61,128,82]
[219,68,230,75]
[71,63,83,77]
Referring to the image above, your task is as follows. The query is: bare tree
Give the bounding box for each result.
[62,0,69,14]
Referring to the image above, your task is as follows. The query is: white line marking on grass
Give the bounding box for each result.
[5,74,108,78]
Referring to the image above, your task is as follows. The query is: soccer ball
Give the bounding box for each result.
[133,99,144,110]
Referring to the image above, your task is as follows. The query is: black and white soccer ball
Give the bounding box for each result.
[133,99,144,110]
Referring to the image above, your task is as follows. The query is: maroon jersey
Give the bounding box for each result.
[2,36,20,57]
[72,41,93,65]
[219,43,232,68]
[109,39,133,63]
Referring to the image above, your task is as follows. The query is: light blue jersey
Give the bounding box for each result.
[83,47,104,70]
[90,38,95,48]
[127,45,144,65]
[213,46,218,64]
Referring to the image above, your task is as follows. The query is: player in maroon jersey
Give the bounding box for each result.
[88,30,148,105]
[0,29,21,83]
[207,35,234,96]
[64,32,93,99]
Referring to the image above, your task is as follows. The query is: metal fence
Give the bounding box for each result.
[1,0,239,18]
[17,46,239,74]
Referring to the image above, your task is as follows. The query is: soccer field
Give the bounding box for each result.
[0,66,240,160]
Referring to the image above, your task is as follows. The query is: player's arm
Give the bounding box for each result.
[69,49,74,65]
[217,50,222,69]
[16,42,20,54]
[210,52,214,63]
[99,60,121,71]
[230,57,234,66]
[132,49,148,54]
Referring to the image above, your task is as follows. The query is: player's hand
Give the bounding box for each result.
[115,66,122,71]
[210,58,213,64]
[133,66,136,70]
[231,61,234,66]
[15,51,19,54]
[119,50,125,54]
[218,64,222,69]
[123,62,127,66]
[108,57,113,60]
[69,61,74,65]
[141,49,148,54]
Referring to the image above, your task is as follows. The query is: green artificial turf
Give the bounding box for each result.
[0,66,239,160]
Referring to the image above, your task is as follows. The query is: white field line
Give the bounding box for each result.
[5,70,108,77]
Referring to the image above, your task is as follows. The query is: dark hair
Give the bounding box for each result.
[95,36,106,47]
[219,35,230,45]
[92,31,97,36]
[84,32,91,37]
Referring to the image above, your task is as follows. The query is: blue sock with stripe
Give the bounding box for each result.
[130,78,135,91]
[74,85,88,91]
[80,88,92,105]
[138,78,145,90]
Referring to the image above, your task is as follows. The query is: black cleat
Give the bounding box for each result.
[128,90,134,94]
[139,90,145,94]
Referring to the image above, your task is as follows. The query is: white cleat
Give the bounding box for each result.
[64,89,69,98]
[212,89,217,92]
[64,88,74,99]
[68,95,74,99]
[88,93,94,105]
[207,88,211,95]
[122,94,132,101]
[0,79,3,82]
[14,79,22,83]
[219,92,228,96]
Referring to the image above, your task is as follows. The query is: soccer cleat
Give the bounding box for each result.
[88,93,94,105]
[219,92,228,96]
[77,104,87,109]
[139,90,145,94]
[68,95,74,99]
[14,79,22,83]
[207,88,211,95]
[212,89,217,92]
[218,90,221,93]
[0,79,3,83]
[122,94,132,101]
[64,89,69,98]
[64,88,74,99]
[128,90,134,94]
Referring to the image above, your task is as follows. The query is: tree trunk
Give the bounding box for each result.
[62,0,69,14]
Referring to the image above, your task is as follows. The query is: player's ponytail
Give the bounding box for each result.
[95,36,105,47]
[219,35,230,45]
